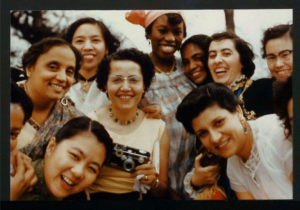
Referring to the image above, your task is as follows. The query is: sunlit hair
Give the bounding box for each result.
[22,37,82,78]
[11,80,33,124]
[145,13,187,39]
[261,23,293,58]
[208,32,255,79]
[55,116,113,164]
[176,82,242,134]
[273,76,292,138]
[96,48,155,97]
[180,34,213,85]
[63,17,121,55]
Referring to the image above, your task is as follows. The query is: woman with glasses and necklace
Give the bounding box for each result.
[81,48,170,200]
[207,31,274,120]
[261,24,293,81]
[125,10,196,199]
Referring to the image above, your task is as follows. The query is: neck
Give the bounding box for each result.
[238,122,253,162]
[78,68,97,81]
[149,52,175,74]
[109,105,139,123]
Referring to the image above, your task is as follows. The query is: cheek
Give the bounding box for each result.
[10,139,17,151]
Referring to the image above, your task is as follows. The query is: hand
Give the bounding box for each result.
[10,152,38,200]
[141,104,162,119]
[132,163,157,188]
[191,153,221,188]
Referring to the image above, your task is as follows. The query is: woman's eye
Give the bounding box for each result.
[74,40,83,44]
[198,131,207,138]
[209,54,216,59]
[223,51,232,56]
[10,133,18,139]
[158,29,167,34]
[88,166,97,174]
[215,119,223,126]
[174,30,182,36]
[70,153,79,160]
[66,69,74,75]
[49,64,58,70]
[93,39,100,42]
[183,61,189,66]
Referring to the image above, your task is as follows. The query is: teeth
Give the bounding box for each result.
[216,69,226,74]
[51,84,64,90]
[162,46,174,50]
[61,175,75,186]
[120,96,131,99]
[278,71,288,75]
[217,141,228,149]
[84,55,94,59]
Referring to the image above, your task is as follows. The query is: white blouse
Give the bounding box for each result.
[227,114,293,199]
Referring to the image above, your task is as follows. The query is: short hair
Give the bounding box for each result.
[261,24,293,58]
[273,76,292,138]
[208,32,255,79]
[180,34,213,84]
[11,80,33,124]
[22,37,82,78]
[96,48,155,95]
[63,17,121,55]
[145,13,187,39]
[176,82,241,134]
[55,116,114,164]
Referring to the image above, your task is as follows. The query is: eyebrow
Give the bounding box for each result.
[265,49,291,56]
[73,35,103,39]
[72,147,101,169]
[192,53,204,58]
[208,48,232,53]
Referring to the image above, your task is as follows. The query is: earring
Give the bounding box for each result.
[238,114,248,134]
[26,71,31,77]
[148,40,151,46]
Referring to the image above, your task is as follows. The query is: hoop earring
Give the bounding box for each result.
[148,40,151,46]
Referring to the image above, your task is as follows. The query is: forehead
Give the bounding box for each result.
[37,45,76,64]
[183,43,205,57]
[152,14,184,29]
[10,103,25,126]
[109,60,142,75]
[209,39,236,51]
[265,35,293,53]
[73,23,103,37]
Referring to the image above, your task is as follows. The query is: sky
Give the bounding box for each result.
[11,9,292,79]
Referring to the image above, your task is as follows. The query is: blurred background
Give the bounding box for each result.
[10,9,292,80]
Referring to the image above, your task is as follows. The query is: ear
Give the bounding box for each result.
[45,137,57,158]
[25,66,32,75]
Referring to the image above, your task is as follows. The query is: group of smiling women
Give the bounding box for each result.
[10,10,293,201]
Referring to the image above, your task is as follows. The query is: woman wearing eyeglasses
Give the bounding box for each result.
[261,24,293,81]
[82,48,170,200]
[207,32,274,120]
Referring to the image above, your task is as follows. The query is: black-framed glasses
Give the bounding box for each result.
[265,50,293,64]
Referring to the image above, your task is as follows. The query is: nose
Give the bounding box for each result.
[165,32,175,42]
[214,53,223,64]
[189,61,196,71]
[209,130,222,144]
[120,79,131,91]
[56,70,67,82]
[71,164,84,179]
[275,57,284,68]
[83,40,93,50]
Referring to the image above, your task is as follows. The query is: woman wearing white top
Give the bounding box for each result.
[176,82,292,199]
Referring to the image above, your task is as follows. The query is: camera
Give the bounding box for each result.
[106,143,151,172]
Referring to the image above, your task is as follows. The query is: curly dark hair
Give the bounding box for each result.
[22,37,82,78]
[63,17,120,55]
[273,76,292,138]
[55,116,114,164]
[11,80,33,124]
[208,31,255,79]
[145,13,187,40]
[176,82,242,134]
[261,24,293,58]
[96,48,155,97]
[180,34,213,85]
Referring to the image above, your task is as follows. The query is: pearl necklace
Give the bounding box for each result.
[109,106,139,125]
[154,60,176,76]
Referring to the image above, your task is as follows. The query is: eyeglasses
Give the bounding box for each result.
[108,75,143,85]
[265,50,293,64]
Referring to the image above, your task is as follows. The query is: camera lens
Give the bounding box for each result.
[123,158,135,172]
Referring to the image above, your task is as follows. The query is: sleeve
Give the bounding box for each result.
[227,158,248,192]
[183,168,204,199]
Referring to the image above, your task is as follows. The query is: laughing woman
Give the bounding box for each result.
[85,48,170,199]
[126,10,196,199]
[207,32,274,120]
[16,37,84,160]
[176,83,292,199]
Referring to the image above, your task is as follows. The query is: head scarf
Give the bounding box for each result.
[125,10,185,28]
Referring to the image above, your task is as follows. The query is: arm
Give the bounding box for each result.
[133,127,170,198]
[235,191,255,200]
[141,104,162,119]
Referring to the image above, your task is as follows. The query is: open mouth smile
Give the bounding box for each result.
[61,175,76,187]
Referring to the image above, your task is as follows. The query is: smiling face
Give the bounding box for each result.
[72,23,108,72]
[182,43,207,85]
[191,104,246,159]
[44,132,106,198]
[106,60,145,111]
[10,104,24,153]
[208,39,243,86]
[148,15,184,60]
[26,45,76,103]
[265,34,293,80]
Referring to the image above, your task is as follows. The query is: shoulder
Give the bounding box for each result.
[247,78,274,92]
